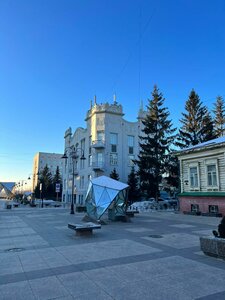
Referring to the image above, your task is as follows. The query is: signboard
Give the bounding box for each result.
[55,183,60,193]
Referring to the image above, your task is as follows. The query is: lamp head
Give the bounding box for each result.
[80,154,86,160]
[61,153,68,159]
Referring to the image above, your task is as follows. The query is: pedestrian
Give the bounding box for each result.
[213,216,225,238]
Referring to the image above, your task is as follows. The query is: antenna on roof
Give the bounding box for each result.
[113,93,117,104]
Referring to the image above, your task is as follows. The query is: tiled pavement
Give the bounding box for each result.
[0,207,225,299]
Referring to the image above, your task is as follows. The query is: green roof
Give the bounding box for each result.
[179,192,225,197]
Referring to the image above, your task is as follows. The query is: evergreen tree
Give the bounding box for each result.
[135,85,176,200]
[53,166,61,184]
[110,168,119,181]
[39,165,53,198]
[127,167,140,205]
[177,89,215,148]
[213,96,225,137]
[164,154,179,191]
[53,166,62,199]
[34,184,40,199]
[202,111,215,142]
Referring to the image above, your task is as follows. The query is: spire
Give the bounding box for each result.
[113,93,117,105]
[94,95,97,105]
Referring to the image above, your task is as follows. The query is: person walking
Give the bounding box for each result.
[213,216,225,238]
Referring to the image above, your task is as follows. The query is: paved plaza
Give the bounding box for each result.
[0,207,225,299]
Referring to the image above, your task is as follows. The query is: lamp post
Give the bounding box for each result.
[34,171,43,208]
[61,146,86,214]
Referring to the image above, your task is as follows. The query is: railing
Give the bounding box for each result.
[92,161,105,170]
[92,140,105,148]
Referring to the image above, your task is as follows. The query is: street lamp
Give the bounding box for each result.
[61,146,86,214]
[37,172,43,208]
[33,171,43,208]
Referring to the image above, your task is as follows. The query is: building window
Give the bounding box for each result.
[207,164,217,187]
[89,136,92,154]
[80,176,84,189]
[191,204,199,212]
[190,166,198,188]
[97,131,104,142]
[78,195,84,205]
[128,155,135,166]
[96,152,103,166]
[128,135,134,154]
[80,139,85,169]
[110,153,118,165]
[209,205,219,213]
[110,133,118,153]
[88,155,92,167]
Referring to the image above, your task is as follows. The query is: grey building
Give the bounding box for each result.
[32,152,63,192]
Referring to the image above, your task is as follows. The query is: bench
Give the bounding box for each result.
[68,222,101,236]
[200,236,225,259]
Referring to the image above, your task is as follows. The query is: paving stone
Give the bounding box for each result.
[193,229,213,236]
[29,276,70,299]
[0,280,36,300]
[142,232,200,249]
[0,208,225,300]
[58,271,101,298]
[125,227,153,232]
[170,224,196,228]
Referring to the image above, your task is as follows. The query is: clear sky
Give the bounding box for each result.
[1,0,225,182]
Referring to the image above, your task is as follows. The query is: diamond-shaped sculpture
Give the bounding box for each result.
[85,176,129,221]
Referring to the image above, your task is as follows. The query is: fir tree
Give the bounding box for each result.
[110,168,120,181]
[53,166,62,198]
[127,167,140,205]
[53,166,61,184]
[177,89,215,148]
[213,96,225,137]
[135,85,176,200]
[39,165,53,198]
[164,154,179,191]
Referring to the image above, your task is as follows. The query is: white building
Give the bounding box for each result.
[32,152,63,191]
[62,98,146,205]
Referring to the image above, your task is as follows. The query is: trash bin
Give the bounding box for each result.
[6,204,12,209]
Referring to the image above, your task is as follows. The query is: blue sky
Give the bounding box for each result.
[1,0,225,182]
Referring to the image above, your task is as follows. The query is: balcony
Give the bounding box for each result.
[92,162,105,171]
[92,140,105,148]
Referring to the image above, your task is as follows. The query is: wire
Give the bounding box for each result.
[110,2,158,98]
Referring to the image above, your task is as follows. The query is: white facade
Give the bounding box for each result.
[62,99,146,205]
[32,152,63,191]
